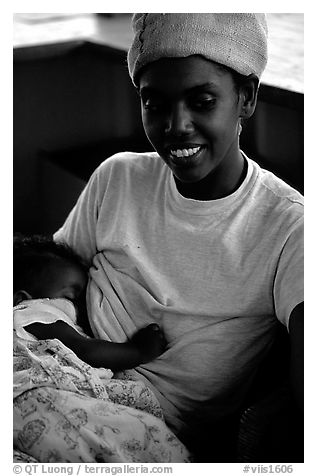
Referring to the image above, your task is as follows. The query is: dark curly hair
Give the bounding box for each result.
[13,234,87,294]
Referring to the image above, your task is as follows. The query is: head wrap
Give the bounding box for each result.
[127,13,268,85]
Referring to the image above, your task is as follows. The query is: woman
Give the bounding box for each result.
[54,14,303,461]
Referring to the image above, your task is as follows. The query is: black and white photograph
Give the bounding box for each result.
[12,9,304,471]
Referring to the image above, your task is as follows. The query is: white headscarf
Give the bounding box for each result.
[127,13,268,85]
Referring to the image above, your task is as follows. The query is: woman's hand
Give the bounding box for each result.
[130,323,167,363]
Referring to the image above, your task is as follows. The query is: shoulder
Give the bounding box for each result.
[14,298,77,327]
[95,151,163,178]
[249,158,303,223]
[89,151,167,200]
[13,298,78,341]
[257,164,303,206]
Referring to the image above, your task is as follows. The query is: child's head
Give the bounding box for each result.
[13,235,87,315]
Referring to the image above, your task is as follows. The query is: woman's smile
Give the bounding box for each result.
[167,145,206,168]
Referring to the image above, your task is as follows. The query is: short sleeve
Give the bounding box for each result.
[53,165,102,265]
[13,298,77,340]
[273,217,304,330]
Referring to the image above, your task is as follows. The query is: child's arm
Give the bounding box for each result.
[24,321,166,370]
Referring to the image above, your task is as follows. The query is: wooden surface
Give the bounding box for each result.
[13,13,303,94]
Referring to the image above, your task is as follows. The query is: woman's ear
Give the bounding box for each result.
[13,290,33,306]
[239,74,259,120]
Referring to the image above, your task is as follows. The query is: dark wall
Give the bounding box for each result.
[241,85,303,192]
[14,43,303,234]
[14,44,146,233]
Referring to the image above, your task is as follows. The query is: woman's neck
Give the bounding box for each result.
[174,152,247,201]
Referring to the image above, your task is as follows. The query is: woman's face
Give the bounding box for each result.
[139,55,245,190]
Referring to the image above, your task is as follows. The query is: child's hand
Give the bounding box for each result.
[131,323,166,363]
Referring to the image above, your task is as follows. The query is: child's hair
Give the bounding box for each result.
[13,234,87,293]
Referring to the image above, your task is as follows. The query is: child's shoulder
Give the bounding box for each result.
[14,298,77,333]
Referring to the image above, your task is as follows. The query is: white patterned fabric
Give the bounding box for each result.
[14,298,87,341]
[14,386,189,463]
[13,300,190,462]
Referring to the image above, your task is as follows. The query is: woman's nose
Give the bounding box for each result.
[164,103,194,136]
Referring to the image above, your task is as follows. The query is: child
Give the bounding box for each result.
[13,234,166,371]
[13,235,190,463]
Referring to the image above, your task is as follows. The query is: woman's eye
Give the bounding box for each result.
[190,95,215,110]
[142,97,163,112]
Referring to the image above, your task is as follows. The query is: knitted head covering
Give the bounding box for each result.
[128,13,268,86]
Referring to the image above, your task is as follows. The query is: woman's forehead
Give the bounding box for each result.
[139,56,232,93]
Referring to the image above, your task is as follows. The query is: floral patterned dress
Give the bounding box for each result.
[13,300,190,463]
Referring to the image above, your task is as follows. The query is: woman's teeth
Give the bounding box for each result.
[170,146,201,158]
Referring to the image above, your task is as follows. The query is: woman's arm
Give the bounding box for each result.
[25,320,166,371]
[289,301,304,412]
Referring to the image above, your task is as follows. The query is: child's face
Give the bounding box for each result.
[34,260,87,318]
[139,55,243,186]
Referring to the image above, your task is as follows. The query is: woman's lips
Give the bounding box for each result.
[170,146,201,158]
[168,146,205,166]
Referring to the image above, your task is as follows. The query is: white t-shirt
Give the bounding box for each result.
[54,151,303,438]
